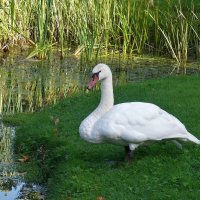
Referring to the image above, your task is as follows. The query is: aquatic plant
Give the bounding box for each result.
[0,0,200,63]
[148,0,200,69]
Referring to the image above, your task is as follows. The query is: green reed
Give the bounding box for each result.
[0,0,200,63]
[148,0,200,68]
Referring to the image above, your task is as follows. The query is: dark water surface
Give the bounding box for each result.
[0,53,200,199]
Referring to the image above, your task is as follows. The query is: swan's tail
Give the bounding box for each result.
[187,132,200,144]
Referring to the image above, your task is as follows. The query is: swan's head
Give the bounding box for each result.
[87,63,112,89]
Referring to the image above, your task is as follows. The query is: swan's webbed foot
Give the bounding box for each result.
[124,146,133,162]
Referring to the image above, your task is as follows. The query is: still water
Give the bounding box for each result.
[0,122,23,200]
[0,123,45,200]
[0,53,200,199]
[1,53,199,114]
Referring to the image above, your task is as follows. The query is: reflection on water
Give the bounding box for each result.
[0,182,24,200]
[0,122,45,199]
[0,56,84,113]
[0,122,24,200]
[0,54,200,113]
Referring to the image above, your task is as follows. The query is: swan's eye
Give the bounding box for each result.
[92,71,101,80]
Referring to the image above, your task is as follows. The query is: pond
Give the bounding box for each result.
[1,52,200,114]
[0,52,200,199]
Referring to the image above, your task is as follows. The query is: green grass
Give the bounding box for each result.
[3,75,200,200]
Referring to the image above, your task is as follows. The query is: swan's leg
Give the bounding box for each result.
[124,144,140,162]
[124,146,133,162]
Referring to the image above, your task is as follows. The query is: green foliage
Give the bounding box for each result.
[148,0,200,67]
[0,0,200,62]
[10,111,69,182]
[5,75,200,199]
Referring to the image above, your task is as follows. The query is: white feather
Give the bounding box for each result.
[79,63,200,151]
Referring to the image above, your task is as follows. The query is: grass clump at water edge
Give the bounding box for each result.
[3,75,200,200]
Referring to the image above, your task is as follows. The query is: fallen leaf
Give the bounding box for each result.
[18,155,30,162]
[96,196,106,200]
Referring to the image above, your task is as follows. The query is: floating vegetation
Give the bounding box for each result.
[0,0,200,65]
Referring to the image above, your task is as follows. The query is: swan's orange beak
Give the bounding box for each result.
[87,74,99,89]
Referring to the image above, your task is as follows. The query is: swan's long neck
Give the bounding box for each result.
[79,76,114,142]
[97,76,114,113]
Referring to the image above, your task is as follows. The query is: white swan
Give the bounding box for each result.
[79,63,200,160]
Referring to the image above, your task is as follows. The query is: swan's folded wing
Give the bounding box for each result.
[93,102,189,143]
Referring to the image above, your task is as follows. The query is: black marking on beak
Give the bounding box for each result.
[92,70,101,80]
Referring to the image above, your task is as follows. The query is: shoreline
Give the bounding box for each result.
[3,75,200,199]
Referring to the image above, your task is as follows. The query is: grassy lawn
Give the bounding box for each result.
[3,75,200,200]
